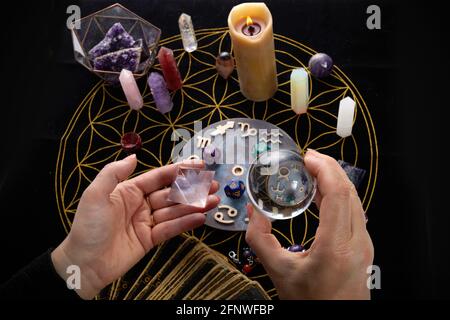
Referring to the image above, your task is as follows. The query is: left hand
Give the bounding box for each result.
[51,155,219,299]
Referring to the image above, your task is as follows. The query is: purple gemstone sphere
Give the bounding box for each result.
[308,53,333,78]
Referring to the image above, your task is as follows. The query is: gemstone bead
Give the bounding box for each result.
[242,249,252,259]
[287,244,304,252]
[120,132,142,153]
[224,180,246,199]
[252,142,271,157]
[308,53,333,78]
[242,264,253,274]
[202,144,221,165]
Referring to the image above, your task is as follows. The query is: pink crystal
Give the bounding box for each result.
[157,47,183,91]
[119,69,143,110]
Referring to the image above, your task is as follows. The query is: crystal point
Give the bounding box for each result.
[336,97,356,137]
[178,13,197,52]
[148,72,173,114]
[119,69,143,110]
[215,52,234,79]
[157,47,183,91]
[290,68,309,114]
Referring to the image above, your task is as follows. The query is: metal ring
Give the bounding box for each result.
[232,165,244,176]
[187,154,200,161]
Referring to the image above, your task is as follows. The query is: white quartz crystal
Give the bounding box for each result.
[336,97,356,138]
[290,68,309,114]
[178,13,197,53]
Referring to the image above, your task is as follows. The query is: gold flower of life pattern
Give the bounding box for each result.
[55,27,378,299]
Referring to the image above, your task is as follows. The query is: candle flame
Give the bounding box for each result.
[246,16,253,26]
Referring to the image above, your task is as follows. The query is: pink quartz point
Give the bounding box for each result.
[119,69,143,110]
[157,46,183,91]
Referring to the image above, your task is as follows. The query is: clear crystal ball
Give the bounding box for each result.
[247,149,317,220]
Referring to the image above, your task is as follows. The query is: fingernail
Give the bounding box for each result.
[305,149,322,163]
[125,154,137,160]
[306,148,319,156]
[181,159,204,165]
[209,194,220,202]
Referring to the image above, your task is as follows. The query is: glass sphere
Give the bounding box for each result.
[247,149,317,220]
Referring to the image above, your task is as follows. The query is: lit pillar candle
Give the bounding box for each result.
[227,3,278,102]
[290,68,309,114]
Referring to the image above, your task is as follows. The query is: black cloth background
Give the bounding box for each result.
[1,0,448,300]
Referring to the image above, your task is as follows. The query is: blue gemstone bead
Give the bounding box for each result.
[224,179,246,199]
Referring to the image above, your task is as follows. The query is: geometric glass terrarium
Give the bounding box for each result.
[69,3,161,84]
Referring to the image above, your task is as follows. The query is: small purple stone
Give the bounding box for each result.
[93,47,141,72]
[242,249,252,259]
[203,144,221,165]
[308,53,333,78]
[89,22,137,59]
[287,244,304,252]
[148,72,173,114]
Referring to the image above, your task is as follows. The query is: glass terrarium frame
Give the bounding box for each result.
[69,3,161,83]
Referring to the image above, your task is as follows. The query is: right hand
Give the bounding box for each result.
[245,149,374,300]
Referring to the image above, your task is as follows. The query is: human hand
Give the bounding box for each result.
[51,155,219,299]
[245,149,374,300]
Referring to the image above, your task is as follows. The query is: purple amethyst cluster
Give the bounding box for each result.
[93,47,141,73]
[89,22,143,73]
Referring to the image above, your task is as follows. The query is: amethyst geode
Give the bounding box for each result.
[89,23,137,58]
[89,22,143,73]
[94,47,141,72]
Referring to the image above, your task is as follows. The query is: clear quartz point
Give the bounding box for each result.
[178,13,197,52]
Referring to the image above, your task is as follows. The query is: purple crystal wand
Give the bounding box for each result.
[148,72,173,114]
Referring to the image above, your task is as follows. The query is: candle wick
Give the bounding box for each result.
[248,25,255,35]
